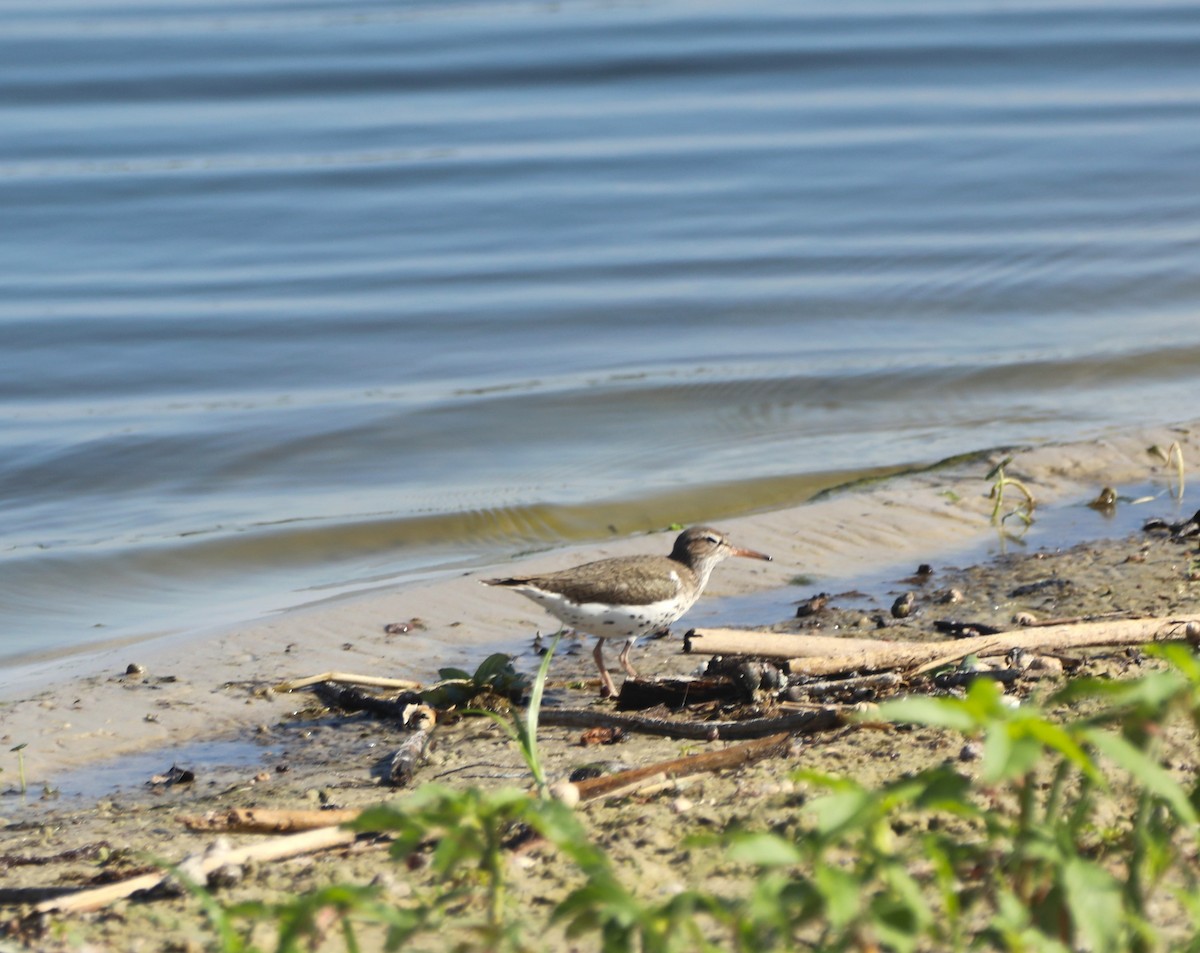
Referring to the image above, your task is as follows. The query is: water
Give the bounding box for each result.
[4,0,1200,665]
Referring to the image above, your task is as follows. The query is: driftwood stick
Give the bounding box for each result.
[686,629,889,659]
[570,732,794,802]
[688,615,1200,677]
[539,705,843,741]
[36,826,358,915]
[275,672,423,694]
[178,807,363,834]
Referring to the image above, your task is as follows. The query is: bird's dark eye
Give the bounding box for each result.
[705,534,720,544]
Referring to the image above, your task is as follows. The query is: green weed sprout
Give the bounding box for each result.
[470,633,560,798]
[10,743,27,795]
[1149,441,1186,501]
[986,456,1036,526]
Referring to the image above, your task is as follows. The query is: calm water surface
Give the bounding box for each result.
[4,0,1200,664]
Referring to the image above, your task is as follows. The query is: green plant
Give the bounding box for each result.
[689,659,1200,952]
[419,653,529,709]
[467,634,559,797]
[182,868,401,953]
[986,456,1036,526]
[1148,441,1186,500]
[10,743,27,795]
[875,672,1200,952]
[177,644,1200,953]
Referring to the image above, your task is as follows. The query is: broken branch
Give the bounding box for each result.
[570,732,794,802]
[687,614,1200,677]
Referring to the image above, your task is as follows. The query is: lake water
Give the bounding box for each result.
[4,0,1200,665]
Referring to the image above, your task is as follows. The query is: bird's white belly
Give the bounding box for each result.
[518,589,686,639]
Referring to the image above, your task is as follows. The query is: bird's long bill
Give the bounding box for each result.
[730,545,772,561]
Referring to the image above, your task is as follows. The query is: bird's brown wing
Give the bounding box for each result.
[531,556,683,606]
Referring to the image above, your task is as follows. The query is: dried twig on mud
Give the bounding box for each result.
[178,807,363,834]
[36,827,359,915]
[274,672,423,693]
[538,705,844,740]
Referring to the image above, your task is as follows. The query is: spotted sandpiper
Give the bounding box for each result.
[483,526,772,697]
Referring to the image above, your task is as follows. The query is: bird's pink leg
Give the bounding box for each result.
[592,639,619,697]
[617,637,639,677]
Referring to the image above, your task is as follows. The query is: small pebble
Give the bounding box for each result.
[891,591,916,619]
[207,863,245,889]
[125,663,146,676]
[550,780,580,808]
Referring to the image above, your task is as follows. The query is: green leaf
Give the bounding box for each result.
[1084,729,1198,825]
[523,634,559,795]
[813,864,862,930]
[873,695,980,733]
[807,787,874,837]
[725,832,803,867]
[473,653,520,685]
[1062,856,1124,953]
[1019,719,1101,782]
[1054,671,1184,715]
[872,866,932,953]
[985,457,1013,481]
[910,766,976,813]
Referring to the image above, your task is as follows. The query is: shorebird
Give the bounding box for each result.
[483,526,772,697]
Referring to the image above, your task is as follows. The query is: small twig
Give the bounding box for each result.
[275,672,423,693]
[37,827,359,914]
[1015,610,1130,628]
[569,732,794,803]
[179,808,363,834]
[907,641,1005,677]
[538,706,843,741]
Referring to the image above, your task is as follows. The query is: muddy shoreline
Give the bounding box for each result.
[2,423,1199,949]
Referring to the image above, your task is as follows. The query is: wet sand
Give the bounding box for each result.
[1,420,1199,949]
